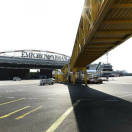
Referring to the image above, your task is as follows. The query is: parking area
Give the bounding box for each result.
[0,82,77,132]
[0,77,132,132]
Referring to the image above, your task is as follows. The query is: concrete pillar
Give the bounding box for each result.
[72,72,76,85]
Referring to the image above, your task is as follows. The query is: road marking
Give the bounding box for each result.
[15,105,42,120]
[0,106,30,119]
[0,98,25,106]
[45,100,80,132]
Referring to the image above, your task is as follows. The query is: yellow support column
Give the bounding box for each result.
[55,70,58,83]
[72,72,76,85]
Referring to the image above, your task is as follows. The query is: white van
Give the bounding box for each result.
[40,78,55,86]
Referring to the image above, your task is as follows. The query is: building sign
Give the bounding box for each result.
[21,51,69,62]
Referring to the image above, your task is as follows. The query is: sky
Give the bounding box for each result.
[0,0,132,72]
[0,0,84,55]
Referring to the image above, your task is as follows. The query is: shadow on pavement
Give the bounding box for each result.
[67,84,132,132]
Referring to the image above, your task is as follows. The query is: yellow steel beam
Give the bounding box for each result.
[85,49,108,52]
[85,50,107,53]
[112,4,132,8]
[86,43,115,48]
[84,53,104,55]
[91,38,121,43]
[97,30,132,35]
[104,20,132,24]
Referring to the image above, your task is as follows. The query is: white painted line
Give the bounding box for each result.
[45,100,80,132]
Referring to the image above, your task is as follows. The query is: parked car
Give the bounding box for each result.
[40,78,55,86]
[13,77,21,81]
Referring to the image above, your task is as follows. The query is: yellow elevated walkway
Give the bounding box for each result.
[71,0,132,70]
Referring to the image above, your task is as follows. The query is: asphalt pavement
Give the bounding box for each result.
[0,77,132,132]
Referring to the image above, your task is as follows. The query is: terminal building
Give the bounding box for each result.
[0,50,70,80]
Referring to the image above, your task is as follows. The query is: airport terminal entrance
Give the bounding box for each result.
[0,68,53,80]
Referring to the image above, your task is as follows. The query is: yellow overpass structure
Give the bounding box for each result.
[71,0,132,71]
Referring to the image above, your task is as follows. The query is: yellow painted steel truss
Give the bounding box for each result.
[71,0,132,70]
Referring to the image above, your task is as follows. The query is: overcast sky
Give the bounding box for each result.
[0,0,132,72]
